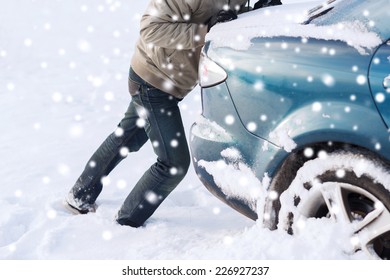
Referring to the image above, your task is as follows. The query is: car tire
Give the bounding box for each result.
[264,149,390,259]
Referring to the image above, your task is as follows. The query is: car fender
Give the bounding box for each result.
[268,102,390,159]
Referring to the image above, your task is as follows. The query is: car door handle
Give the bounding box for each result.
[384,76,390,89]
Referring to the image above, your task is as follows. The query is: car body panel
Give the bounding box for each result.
[210,37,390,158]
[369,41,390,128]
[190,0,390,220]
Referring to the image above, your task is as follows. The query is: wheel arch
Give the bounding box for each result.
[264,101,390,160]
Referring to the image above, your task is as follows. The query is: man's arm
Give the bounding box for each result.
[139,0,207,50]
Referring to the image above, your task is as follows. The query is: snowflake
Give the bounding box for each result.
[170,139,179,148]
[69,124,84,138]
[101,176,111,186]
[104,91,114,101]
[304,147,314,158]
[102,230,113,241]
[78,40,91,52]
[136,118,146,128]
[47,210,57,219]
[120,147,129,157]
[7,83,15,91]
[321,74,335,87]
[58,164,71,176]
[246,122,257,132]
[24,38,33,47]
[312,102,322,112]
[356,75,366,85]
[145,191,159,204]
[80,5,88,12]
[117,179,127,190]
[254,81,264,91]
[170,167,178,176]
[42,176,51,184]
[224,115,235,125]
[375,93,385,103]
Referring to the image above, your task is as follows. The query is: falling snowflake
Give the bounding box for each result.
[104,91,114,101]
[260,114,267,122]
[170,139,179,148]
[120,147,129,157]
[317,150,328,159]
[145,191,159,204]
[101,176,111,186]
[102,230,113,241]
[336,169,346,178]
[225,115,235,125]
[52,92,63,102]
[47,209,57,219]
[322,74,335,87]
[304,147,314,158]
[7,83,15,91]
[356,75,366,85]
[42,176,51,184]
[312,102,322,112]
[212,207,221,215]
[117,179,127,190]
[78,40,91,52]
[24,38,33,47]
[115,127,124,137]
[170,167,178,175]
[246,122,257,132]
[254,81,264,91]
[375,93,385,103]
[80,5,88,12]
[58,164,71,176]
[135,118,145,128]
[69,124,84,138]
[14,190,23,198]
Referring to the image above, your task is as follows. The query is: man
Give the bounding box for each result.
[65,0,248,228]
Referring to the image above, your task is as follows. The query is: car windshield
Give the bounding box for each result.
[309,0,390,40]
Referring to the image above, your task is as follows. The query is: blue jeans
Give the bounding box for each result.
[70,68,191,227]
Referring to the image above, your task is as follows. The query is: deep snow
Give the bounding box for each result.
[0,0,376,260]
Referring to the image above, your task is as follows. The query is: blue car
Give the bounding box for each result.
[190,0,390,259]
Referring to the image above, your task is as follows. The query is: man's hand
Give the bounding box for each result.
[207,9,238,31]
[253,0,282,10]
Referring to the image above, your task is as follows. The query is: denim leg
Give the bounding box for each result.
[116,87,191,227]
[70,100,149,206]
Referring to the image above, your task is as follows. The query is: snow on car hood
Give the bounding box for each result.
[206,1,382,54]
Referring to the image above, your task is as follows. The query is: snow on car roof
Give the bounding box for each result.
[206,0,382,54]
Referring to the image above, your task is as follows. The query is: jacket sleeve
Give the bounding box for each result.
[139,0,208,50]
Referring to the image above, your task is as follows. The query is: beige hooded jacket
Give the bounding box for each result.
[131,0,248,98]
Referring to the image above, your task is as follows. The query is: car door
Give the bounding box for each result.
[369,40,390,128]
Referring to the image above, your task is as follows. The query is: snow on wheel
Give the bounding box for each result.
[264,150,390,259]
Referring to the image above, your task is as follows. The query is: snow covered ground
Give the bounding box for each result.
[0,0,372,260]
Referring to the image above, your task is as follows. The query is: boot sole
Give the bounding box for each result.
[62,199,96,215]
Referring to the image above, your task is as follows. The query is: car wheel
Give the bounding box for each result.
[264,149,390,259]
